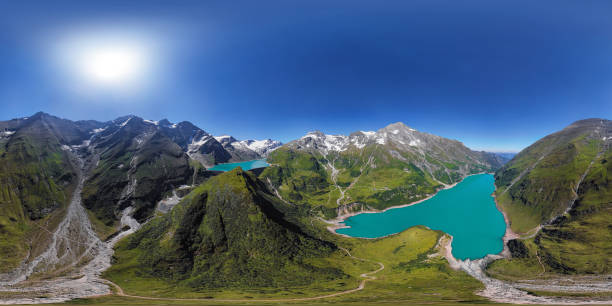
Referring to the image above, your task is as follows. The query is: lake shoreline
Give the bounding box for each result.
[325,172,490,238]
[491,193,520,257]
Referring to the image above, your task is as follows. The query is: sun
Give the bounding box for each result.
[81,47,145,85]
[79,45,147,86]
[53,32,155,91]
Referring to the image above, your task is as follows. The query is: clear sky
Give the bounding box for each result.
[1,0,611,152]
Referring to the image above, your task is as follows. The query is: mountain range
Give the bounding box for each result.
[260,122,507,217]
[0,112,281,275]
[0,112,609,305]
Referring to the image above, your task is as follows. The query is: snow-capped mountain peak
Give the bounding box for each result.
[241,139,282,156]
[214,135,237,145]
[289,122,427,154]
[376,122,423,148]
[213,135,282,158]
[298,131,350,153]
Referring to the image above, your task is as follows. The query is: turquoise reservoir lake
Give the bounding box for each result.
[336,174,506,260]
[208,159,269,171]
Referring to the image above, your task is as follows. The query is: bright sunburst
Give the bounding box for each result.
[80,46,145,85]
[53,30,156,93]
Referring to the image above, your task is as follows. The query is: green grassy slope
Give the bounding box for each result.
[494,119,608,233]
[335,229,484,304]
[489,118,611,278]
[0,115,77,273]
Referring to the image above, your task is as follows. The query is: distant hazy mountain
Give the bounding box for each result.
[260,122,505,218]
[214,135,282,161]
[491,118,611,275]
[493,152,517,161]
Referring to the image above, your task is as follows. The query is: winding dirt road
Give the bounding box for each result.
[99,247,384,303]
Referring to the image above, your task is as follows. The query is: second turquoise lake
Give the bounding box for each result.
[208,159,269,172]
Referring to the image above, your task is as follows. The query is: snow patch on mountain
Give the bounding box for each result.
[118,117,132,127]
[299,131,350,154]
[188,134,214,152]
[290,122,429,154]
[324,134,349,152]
[215,135,282,158]
[0,130,15,137]
[361,131,375,137]
[214,135,232,142]
[90,127,106,134]
[143,119,159,125]
[241,139,282,156]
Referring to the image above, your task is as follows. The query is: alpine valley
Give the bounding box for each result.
[0,113,610,305]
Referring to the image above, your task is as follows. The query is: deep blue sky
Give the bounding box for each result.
[1,0,611,152]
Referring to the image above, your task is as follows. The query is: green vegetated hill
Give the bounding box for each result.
[260,122,505,218]
[0,113,93,273]
[106,168,354,295]
[489,118,611,278]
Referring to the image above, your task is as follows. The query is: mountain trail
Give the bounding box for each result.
[535,250,546,275]
[327,154,374,206]
[94,247,384,302]
[554,120,607,222]
[501,152,547,196]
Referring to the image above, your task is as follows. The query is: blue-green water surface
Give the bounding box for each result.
[208,159,269,171]
[336,174,505,260]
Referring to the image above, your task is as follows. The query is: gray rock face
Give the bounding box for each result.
[214,135,260,161]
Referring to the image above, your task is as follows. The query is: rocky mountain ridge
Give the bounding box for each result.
[214,135,282,161]
[0,112,279,277]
